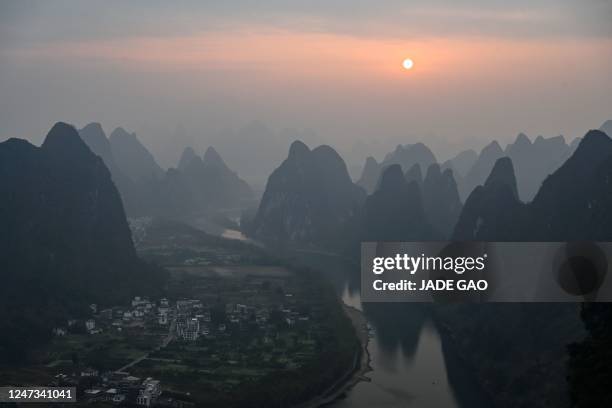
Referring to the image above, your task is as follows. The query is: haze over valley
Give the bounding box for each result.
[1,2,612,407]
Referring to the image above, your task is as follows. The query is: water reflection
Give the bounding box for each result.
[298,253,492,408]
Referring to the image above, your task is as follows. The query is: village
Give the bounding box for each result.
[26,219,357,407]
[46,265,324,407]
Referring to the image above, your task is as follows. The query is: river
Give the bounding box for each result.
[298,253,492,408]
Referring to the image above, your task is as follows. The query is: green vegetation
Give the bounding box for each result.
[131,219,360,407]
[47,332,160,372]
[124,265,358,408]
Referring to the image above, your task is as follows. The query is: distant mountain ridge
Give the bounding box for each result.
[357,143,437,194]
[109,127,165,182]
[460,141,504,201]
[79,123,254,220]
[504,133,574,201]
[175,145,254,210]
[441,149,478,179]
[251,142,466,246]
[177,146,199,172]
[600,119,612,137]
[453,129,612,241]
[79,123,138,213]
[357,131,579,202]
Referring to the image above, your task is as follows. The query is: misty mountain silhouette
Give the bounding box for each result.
[248,141,365,245]
[528,129,612,240]
[404,163,423,187]
[177,146,199,172]
[357,143,437,194]
[203,146,228,169]
[177,146,254,210]
[504,133,574,202]
[356,131,579,205]
[356,156,379,192]
[132,145,254,219]
[0,122,164,362]
[79,123,138,213]
[422,164,463,237]
[254,142,465,243]
[79,122,114,164]
[441,149,478,179]
[109,127,164,182]
[440,149,478,197]
[453,157,525,240]
[80,124,254,218]
[361,164,437,241]
[484,156,519,198]
[460,140,504,201]
[600,119,612,137]
[453,129,612,241]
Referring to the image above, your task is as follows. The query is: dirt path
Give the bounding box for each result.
[115,316,176,373]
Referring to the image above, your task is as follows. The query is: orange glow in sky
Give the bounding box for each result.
[16,28,611,86]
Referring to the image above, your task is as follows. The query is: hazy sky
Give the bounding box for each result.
[1,0,611,182]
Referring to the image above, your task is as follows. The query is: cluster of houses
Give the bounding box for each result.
[46,282,317,405]
[175,299,209,341]
[121,296,162,325]
[53,296,174,338]
[53,316,101,336]
[128,217,152,246]
[52,292,312,344]
[174,294,311,342]
[53,370,192,407]
[175,298,275,342]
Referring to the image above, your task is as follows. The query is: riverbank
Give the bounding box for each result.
[295,303,372,408]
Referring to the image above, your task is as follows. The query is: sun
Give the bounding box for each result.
[402,58,414,70]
